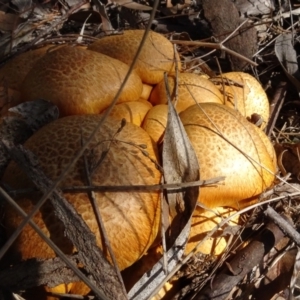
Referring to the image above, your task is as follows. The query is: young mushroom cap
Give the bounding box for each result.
[20,46,143,116]
[212,72,270,129]
[179,103,276,209]
[142,104,169,143]
[185,206,239,256]
[150,72,224,112]
[88,30,181,85]
[101,100,152,126]
[122,206,239,297]
[140,83,154,101]
[3,115,162,273]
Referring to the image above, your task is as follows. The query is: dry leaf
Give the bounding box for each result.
[11,0,33,18]
[8,99,59,131]
[128,81,199,300]
[275,33,300,94]
[275,143,300,181]
[233,0,274,17]
[0,22,36,57]
[93,0,114,32]
[162,82,200,246]
[114,0,152,10]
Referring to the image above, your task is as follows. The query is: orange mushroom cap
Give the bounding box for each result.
[179,103,276,209]
[212,72,270,129]
[142,104,168,143]
[20,46,143,116]
[3,115,161,273]
[150,72,224,112]
[140,83,154,101]
[88,30,181,85]
[101,100,152,126]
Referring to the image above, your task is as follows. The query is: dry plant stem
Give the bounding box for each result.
[287,0,295,42]
[0,0,159,282]
[0,187,108,299]
[171,40,258,67]
[4,177,225,198]
[266,81,287,137]
[0,255,81,291]
[253,20,300,58]
[194,221,287,300]
[50,292,94,299]
[82,140,127,297]
[265,206,300,247]
[264,7,300,22]
[0,141,126,300]
[160,180,168,275]
[172,44,179,106]
[37,34,96,44]
[219,18,250,45]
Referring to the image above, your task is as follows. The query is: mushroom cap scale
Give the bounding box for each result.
[179,103,276,209]
[88,30,180,85]
[20,46,143,116]
[3,115,161,271]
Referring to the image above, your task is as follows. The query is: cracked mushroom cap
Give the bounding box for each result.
[0,45,61,91]
[179,103,276,209]
[88,30,181,85]
[150,72,224,112]
[0,45,62,115]
[20,46,143,116]
[3,115,162,273]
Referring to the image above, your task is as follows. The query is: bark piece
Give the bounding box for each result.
[202,0,257,70]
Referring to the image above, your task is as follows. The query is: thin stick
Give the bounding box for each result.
[171,40,258,67]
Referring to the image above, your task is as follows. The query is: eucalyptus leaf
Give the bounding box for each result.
[128,74,199,300]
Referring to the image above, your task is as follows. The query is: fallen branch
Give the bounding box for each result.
[0,255,81,291]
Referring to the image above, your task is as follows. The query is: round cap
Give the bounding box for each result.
[180,103,276,209]
[150,72,223,112]
[213,72,270,129]
[3,115,161,271]
[20,46,143,116]
[88,30,181,85]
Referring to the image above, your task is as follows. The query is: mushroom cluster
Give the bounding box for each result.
[0,30,277,299]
